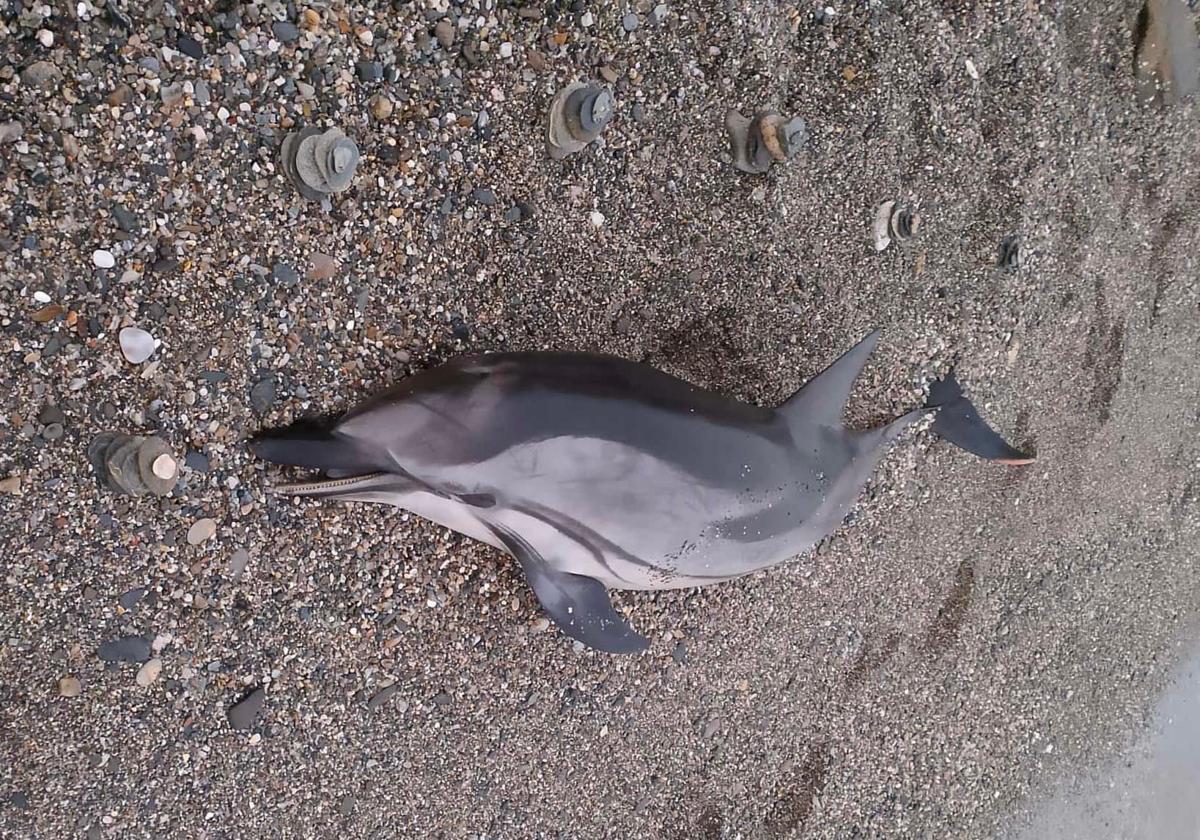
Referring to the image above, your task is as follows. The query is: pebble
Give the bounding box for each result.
[111,204,136,232]
[22,60,59,88]
[0,121,22,144]
[271,262,299,287]
[357,61,383,82]
[589,211,606,227]
[229,548,250,578]
[499,42,513,59]
[119,588,146,610]
[228,687,266,730]
[623,13,640,32]
[651,3,670,23]
[97,635,152,663]
[37,29,54,47]
[435,19,456,49]
[307,253,338,280]
[367,684,399,710]
[58,677,82,697]
[272,21,300,43]
[152,454,176,480]
[0,476,21,495]
[472,187,497,206]
[371,95,394,121]
[92,249,116,269]
[187,518,217,546]
[136,659,163,687]
[581,11,595,26]
[177,35,204,59]
[532,618,550,632]
[185,450,211,473]
[119,327,156,364]
[250,377,277,414]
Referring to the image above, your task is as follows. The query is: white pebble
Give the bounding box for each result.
[965,59,979,80]
[589,211,606,228]
[37,29,54,47]
[92,249,116,269]
[136,658,162,687]
[499,42,513,59]
[152,453,176,480]
[119,327,156,364]
[33,290,51,304]
[581,11,594,26]
[187,518,217,546]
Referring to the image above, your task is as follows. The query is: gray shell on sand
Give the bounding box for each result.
[280,127,360,199]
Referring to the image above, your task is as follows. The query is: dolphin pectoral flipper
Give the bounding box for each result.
[927,372,1034,465]
[490,525,650,654]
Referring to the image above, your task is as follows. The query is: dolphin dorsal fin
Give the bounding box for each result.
[779,330,880,431]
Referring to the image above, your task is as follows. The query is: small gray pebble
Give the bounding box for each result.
[119,588,146,610]
[228,687,266,730]
[250,377,277,415]
[623,13,639,31]
[271,262,299,287]
[185,450,210,473]
[41,423,64,441]
[472,187,497,206]
[97,635,152,663]
[367,684,400,710]
[176,35,204,59]
[272,21,300,42]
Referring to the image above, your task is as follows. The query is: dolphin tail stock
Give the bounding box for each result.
[925,371,1034,465]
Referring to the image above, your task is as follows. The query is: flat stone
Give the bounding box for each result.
[0,121,22,144]
[356,61,383,82]
[472,187,497,206]
[250,377,277,414]
[111,204,136,232]
[58,676,82,697]
[21,60,60,89]
[92,249,116,269]
[97,635,152,663]
[272,21,300,42]
[119,587,146,610]
[307,253,338,280]
[271,262,299,287]
[187,518,217,545]
[228,687,265,730]
[177,35,204,59]
[367,684,399,710]
[435,19,456,50]
[229,548,250,578]
[623,13,640,31]
[184,450,210,473]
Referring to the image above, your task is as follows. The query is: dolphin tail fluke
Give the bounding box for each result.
[780,330,881,430]
[926,372,1034,464]
[250,424,386,475]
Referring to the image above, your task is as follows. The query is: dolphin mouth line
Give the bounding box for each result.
[272,471,387,495]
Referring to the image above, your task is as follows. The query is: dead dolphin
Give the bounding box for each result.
[251,332,1032,653]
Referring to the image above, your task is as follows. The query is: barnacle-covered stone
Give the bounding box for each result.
[546,82,614,159]
[280,127,361,200]
[88,433,179,497]
[725,109,808,174]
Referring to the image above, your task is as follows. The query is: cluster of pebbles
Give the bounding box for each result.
[86,433,178,497]
[279,126,362,201]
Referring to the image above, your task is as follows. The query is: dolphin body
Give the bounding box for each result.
[251,332,1032,653]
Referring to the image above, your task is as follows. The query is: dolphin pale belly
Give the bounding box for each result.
[251,331,1032,653]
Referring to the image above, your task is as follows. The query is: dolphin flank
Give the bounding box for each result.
[251,331,1033,653]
